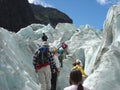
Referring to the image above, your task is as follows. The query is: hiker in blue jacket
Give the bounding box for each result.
[33,42,51,90]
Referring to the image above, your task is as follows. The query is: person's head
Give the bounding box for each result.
[69,69,83,90]
[51,47,57,54]
[75,59,81,65]
[43,33,45,35]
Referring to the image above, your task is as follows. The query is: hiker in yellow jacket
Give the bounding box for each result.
[72,59,87,78]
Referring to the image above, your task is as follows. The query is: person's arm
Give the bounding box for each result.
[78,66,87,77]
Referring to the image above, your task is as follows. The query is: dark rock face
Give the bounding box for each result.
[30,4,73,28]
[0,0,73,32]
[0,0,36,32]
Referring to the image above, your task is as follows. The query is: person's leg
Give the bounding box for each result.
[58,54,63,67]
[45,65,51,90]
[37,68,46,90]
[64,48,68,58]
[51,72,57,90]
[51,73,54,90]
[60,58,63,67]
[62,51,66,59]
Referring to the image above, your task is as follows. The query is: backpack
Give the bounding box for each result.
[33,46,49,67]
[61,43,68,49]
[57,48,64,54]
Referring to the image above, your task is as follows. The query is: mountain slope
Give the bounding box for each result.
[0,0,72,32]
[30,4,73,28]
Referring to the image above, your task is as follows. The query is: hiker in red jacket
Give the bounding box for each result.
[61,42,68,59]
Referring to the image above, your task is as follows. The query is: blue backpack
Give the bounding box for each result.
[33,46,49,66]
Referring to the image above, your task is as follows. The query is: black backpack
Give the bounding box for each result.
[33,46,49,67]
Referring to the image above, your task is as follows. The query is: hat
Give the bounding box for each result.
[42,41,49,46]
[75,59,83,67]
[75,59,81,63]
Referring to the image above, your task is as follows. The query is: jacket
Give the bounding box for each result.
[72,65,87,78]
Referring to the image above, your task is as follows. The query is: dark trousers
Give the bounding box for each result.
[51,72,57,90]
[58,54,63,67]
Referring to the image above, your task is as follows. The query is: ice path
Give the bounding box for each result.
[57,59,73,90]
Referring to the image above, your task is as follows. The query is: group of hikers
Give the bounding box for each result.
[33,33,89,90]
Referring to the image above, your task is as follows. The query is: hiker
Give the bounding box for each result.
[42,33,48,41]
[33,42,51,90]
[57,47,64,68]
[50,47,60,90]
[61,42,68,59]
[64,69,89,90]
[72,59,87,81]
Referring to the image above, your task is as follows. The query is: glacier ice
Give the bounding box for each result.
[0,22,102,90]
[0,28,40,90]
[83,4,120,90]
[0,3,120,90]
